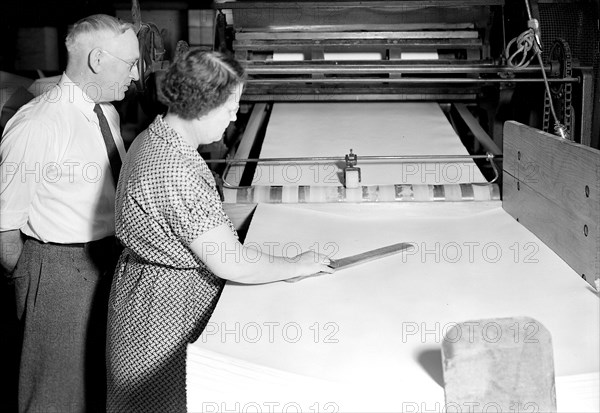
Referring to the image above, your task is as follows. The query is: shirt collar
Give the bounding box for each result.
[57,73,99,122]
[149,115,203,162]
[148,115,218,187]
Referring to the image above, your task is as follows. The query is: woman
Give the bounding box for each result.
[106,50,333,412]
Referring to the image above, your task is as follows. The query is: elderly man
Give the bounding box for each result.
[0,14,139,412]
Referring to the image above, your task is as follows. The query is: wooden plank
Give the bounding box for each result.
[235,103,267,160]
[503,171,599,284]
[225,103,267,187]
[240,93,476,102]
[454,103,502,155]
[221,104,262,235]
[239,23,476,32]
[503,121,600,226]
[580,68,594,147]
[226,3,495,31]
[442,317,556,411]
[502,121,600,285]
[331,242,413,270]
[234,38,482,48]
[222,203,256,236]
[236,31,479,41]
[219,1,505,9]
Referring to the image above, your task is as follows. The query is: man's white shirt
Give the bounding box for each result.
[0,73,126,243]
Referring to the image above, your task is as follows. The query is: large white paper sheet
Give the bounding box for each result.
[188,203,600,412]
[252,102,487,186]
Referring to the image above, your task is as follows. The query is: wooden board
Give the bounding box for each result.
[236,31,479,40]
[502,121,600,286]
[226,103,268,187]
[223,103,268,231]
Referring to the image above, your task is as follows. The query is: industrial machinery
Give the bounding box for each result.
[186,0,599,410]
[212,0,597,148]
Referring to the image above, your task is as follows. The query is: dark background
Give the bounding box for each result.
[0,0,214,75]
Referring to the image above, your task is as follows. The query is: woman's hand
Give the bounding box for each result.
[284,251,335,283]
[191,224,336,284]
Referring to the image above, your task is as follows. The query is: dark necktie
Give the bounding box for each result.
[93,104,122,187]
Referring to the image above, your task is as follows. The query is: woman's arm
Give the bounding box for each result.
[189,223,334,284]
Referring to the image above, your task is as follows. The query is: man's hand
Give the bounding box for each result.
[0,230,24,275]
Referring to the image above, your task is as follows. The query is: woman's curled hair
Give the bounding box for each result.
[159,50,245,119]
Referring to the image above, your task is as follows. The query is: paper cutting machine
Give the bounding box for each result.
[186,1,600,411]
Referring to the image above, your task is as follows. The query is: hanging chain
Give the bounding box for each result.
[543,39,573,139]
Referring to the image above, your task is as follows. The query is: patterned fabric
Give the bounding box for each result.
[106,116,237,413]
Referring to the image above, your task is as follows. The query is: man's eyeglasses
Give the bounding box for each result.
[101,49,139,72]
